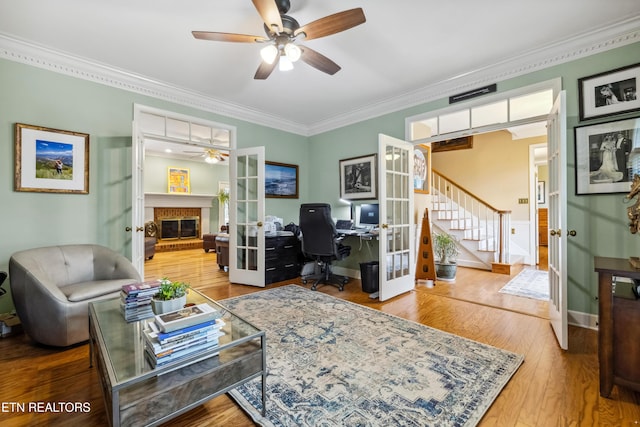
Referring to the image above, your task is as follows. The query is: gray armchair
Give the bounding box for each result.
[9,244,141,347]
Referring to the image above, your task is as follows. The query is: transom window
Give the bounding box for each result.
[406,79,559,143]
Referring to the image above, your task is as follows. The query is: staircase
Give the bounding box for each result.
[430,169,513,274]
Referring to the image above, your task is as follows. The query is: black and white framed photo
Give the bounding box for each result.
[578,63,640,121]
[339,154,377,200]
[14,123,89,194]
[574,117,640,195]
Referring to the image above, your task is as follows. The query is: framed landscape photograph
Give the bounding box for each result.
[168,167,190,194]
[14,123,89,194]
[339,154,377,200]
[578,63,640,121]
[265,161,298,198]
[574,117,639,195]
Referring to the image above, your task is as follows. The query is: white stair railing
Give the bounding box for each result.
[431,169,511,264]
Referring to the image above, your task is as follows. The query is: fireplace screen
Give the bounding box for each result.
[159,217,199,240]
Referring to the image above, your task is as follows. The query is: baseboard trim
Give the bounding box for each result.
[568,310,599,331]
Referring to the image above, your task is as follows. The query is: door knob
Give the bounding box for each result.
[549,229,560,236]
[568,230,577,237]
[125,226,132,232]
[136,226,144,232]
[382,224,389,229]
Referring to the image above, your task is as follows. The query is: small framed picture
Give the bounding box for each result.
[414,145,431,194]
[265,161,298,198]
[339,154,378,200]
[14,123,89,194]
[578,63,640,121]
[537,181,545,204]
[168,167,190,194]
[574,117,640,195]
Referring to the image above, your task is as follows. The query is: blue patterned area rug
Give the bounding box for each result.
[499,268,550,301]
[220,285,524,426]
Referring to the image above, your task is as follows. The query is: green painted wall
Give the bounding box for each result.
[309,41,640,317]
[0,58,307,313]
[2,40,640,318]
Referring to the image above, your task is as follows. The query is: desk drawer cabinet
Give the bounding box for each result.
[265,235,301,284]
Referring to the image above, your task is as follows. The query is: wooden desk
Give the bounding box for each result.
[594,257,640,397]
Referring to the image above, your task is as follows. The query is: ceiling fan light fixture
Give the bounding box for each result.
[205,155,219,164]
[284,43,301,62]
[279,55,294,71]
[260,44,279,64]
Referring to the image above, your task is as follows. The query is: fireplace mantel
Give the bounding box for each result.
[145,192,216,208]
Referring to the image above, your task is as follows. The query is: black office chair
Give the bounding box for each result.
[0,271,6,296]
[299,203,351,291]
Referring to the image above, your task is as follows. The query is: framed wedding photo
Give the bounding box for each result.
[574,117,640,195]
[578,63,640,121]
[339,154,378,200]
[14,123,89,194]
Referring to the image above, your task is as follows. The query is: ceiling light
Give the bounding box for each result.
[279,56,294,71]
[260,44,278,65]
[205,155,219,164]
[284,43,301,62]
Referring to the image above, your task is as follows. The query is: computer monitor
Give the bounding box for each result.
[358,203,379,228]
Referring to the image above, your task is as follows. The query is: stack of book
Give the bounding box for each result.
[120,280,161,322]
[143,303,224,368]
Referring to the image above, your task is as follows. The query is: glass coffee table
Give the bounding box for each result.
[89,289,266,427]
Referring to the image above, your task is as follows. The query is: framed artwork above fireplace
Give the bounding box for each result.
[168,167,190,194]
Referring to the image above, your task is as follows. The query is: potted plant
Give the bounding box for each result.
[217,188,230,206]
[433,231,460,282]
[151,278,190,315]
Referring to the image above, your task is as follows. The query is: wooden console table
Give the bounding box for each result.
[594,257,640,397]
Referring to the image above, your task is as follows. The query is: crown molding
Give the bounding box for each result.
[307,15,640,135]
[1,16,639,137]
[0,33,309,136]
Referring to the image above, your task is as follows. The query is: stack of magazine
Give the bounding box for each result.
[120,280,161,322]
[143,303,224,368]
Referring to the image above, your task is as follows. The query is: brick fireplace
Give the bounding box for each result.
[145,193,216,252]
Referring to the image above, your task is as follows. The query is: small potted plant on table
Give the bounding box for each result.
[151,278,190,315]
[433,231,460,282]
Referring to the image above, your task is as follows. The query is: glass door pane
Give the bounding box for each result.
[379,134,414,301]
[230,147,265,287]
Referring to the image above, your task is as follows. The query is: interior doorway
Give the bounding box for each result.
[131,105,236,275]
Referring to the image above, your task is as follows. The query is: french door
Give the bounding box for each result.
[229,147,265,287]
[378,134,415,301]
[547,91,568,350]
[131,123,145,274]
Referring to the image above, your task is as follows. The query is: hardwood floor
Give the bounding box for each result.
[1,247,639,426]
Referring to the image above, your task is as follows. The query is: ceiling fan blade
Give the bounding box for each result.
[299,46,341,75]
[294,8,366,41]
[252,0,283,33]
[192,31,267,43]
[254,54,280,80]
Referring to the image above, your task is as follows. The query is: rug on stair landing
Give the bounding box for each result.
[220,285,524,427]
[499,268,550,301]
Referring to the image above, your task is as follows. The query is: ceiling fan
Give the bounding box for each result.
[184,148,229,164]
[192,0,366,79]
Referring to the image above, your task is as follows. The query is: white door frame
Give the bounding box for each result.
[132,104,236,277]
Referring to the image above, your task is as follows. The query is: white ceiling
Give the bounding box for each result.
[1,0,640,136]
